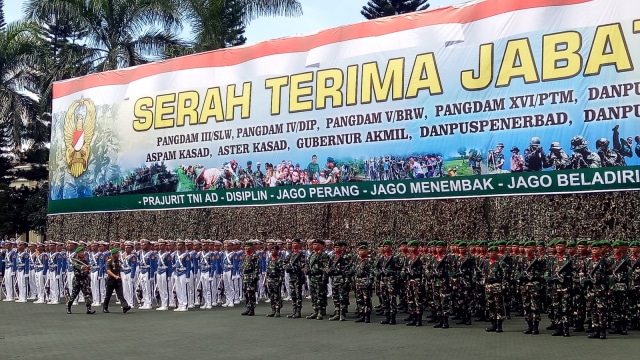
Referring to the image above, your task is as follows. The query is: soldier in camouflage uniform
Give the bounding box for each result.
[431,241,452,328]
[497,240,514,319]
[483,245,505,332]
[629,241,640,330]
[610,241,630,335]
[66,247,96,315]
[596,138,626,167]
[570,135,601,168]
[305,239,330,320]
[403,240,424,327]
[473,241,488,321]
[547,239,574,337]
[241,241,260,316]
[375,240,402,325]
[354,243,374,323]
[580,241,611,339]
[285,238,306,318]
[265,244,285,318]
[547,142,572,170]
[453,241,474,325]
[396,241,410,313]
[519,240,546,335]
[328,241,352,321]
[572,240,590,332]
[422,241,437,322]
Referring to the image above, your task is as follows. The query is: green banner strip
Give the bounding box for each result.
[48,166,640,214]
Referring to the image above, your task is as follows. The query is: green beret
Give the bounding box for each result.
[358,244,369,250]
[612,240,626,247]
[488,246,498,252]
[554,238,567,245]
[576,240,589,246]
[399,240,408,245]
[75,246,84,253]
[537,240,545,246]
[435,241,446,246]
[523,240,536,246]
[110,248,119,255]
[335,241,347,247]
[358,241,368,247]
[629,241,639,247]
[478,241,487,247]
[496,240,507,246]
[458,241,468,247]
[567,241,576,247]
[600,240,611,247]
[591,241,602,248]
[407,240,420,247]
[245,241,254,247]
[381,240,393,246]
[548,239,557,246]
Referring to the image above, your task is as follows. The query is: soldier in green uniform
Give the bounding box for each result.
[610,241,630,335]
[354,243,374,323]
[241,241,260,316]
[376,240,402,325]
[629,241,640,330]
[547,239,574,337]
[453,241,474,325]
[572,240,590,332]
[403,240,424,327]
[483,245,505,333]
[66,247,96,315]
[328,241,352,321]
[265,244,285,317]
[580,241,611,339]
[473,241,488,322]
[305,239,330,320]
[519,240,546,335]
[431,241,452,329]
[396,241,410,313]
[285,238,306,318]
[570,135,601,168]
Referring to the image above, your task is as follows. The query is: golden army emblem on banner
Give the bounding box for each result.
[64,98,96,178]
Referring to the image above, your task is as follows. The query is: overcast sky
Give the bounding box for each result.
[5,0,462,44]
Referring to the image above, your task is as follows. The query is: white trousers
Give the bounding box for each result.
[35,271,46,301]
[200,272,212,307]
[212,273,222,305]
[140,273,153,306]
[233,276,242,302]
[90,272,100,304]
[156,273,169,308]
[222,271,234,304]
[169,274,176,307]
[29,271,36,298]
[122,273,134,307]
[46,272,60,302]
[4,269,15,300]
[175,274,188,309]
[16,270,27,301]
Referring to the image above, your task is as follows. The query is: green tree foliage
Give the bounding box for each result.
[361,0,429,19]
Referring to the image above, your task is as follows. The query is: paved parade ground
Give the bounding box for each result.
[1,300,639,360]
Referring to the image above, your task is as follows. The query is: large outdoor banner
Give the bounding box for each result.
[48,0,640,214]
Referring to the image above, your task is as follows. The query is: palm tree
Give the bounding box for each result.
[180,0,302,52]
[0,20,42,148]
[25,0,184,71]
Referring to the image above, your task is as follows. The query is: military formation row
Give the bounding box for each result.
[2,238,640,340]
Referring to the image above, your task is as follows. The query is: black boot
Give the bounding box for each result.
[485,320,497,332]
[389,313,397,325]
[496,319,503,333]
[620,320,628,335]
[241,309,250,316]
[433,316,442,328]
[442,316,449,329]
[248,308,255,316]
[66,301,72,314]
[287,306,296,318]
[532,321,540,335]
[86,306,96,315]
[404,314,413,322]
[405,314,417,326]
[599,327,607,340]
[380,313,391,325]
[266,309,276,317]
[355,314,366,323]
[329,308,341,321]
[551,325,564,336]
[294,308,301,318]
[562,323,570,337]
[306,310,318,319]
[275,309,281,318]
[365,312,371,323]
[546,322,558,330]
[524,320,533,334]
[416,312,423,327]
[339,308,347,321]
[574,319,585,332]
[103,307,110,313]
[588,327,600,339]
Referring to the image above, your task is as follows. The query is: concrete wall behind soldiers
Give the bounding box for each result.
[47,191,640,242]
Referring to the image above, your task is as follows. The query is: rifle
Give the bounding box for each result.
[519,257,540,282]
[547,259,572,284]
[613,258,629,282]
